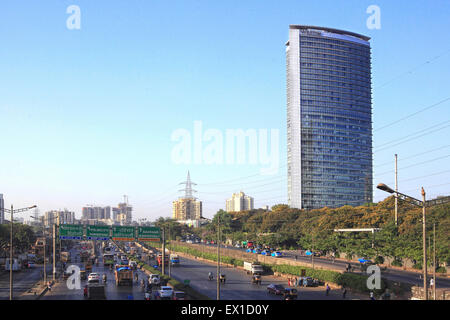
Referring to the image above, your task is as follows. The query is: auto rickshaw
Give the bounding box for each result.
[251,274,262,285]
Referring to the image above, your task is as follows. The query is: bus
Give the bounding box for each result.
[103,253,115,266]
[61,251,71,263]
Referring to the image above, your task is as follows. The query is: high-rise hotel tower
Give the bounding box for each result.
[287,26,373,210]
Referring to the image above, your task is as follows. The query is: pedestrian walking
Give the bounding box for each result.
[370,291,375,300]
[295,255,298,261]
[326,284,330,296]
[430,278,434,290]
[288,278,291,287]
[342,287,347,299]
[47,281,52,292]
[294,277,298,288]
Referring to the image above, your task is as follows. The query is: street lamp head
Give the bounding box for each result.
[376,183,395,194]
[29,205,37,209]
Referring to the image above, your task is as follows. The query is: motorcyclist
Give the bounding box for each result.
[208,272,213,280]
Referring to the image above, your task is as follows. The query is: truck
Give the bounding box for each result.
[61,251,71,263]
[80,250,90,262]
[244,261,264,275]
[170,254,180,266]
[103,253,115,266]
[157,254,169,267]
[85,262,93,274]
[5,258,21,272]
[87,283,106,300]
[115,265,133,286]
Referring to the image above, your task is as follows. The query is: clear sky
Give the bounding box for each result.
[1,0,449,221]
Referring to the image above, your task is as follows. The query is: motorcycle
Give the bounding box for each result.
[208,273,213,281]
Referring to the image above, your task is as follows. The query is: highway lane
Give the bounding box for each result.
[193,243,450,289]
[142,246,366,300]
[0,264,52,300]
[42,246,150,300]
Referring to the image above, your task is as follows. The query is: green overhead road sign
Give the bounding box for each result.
[59,224,83,240]
[86,225,110,240]
[112,226,135,241]
[137,227,161,241]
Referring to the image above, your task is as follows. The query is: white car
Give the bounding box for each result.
[88,273,100,283]
[157,286,174,299]
[149,274,160,285]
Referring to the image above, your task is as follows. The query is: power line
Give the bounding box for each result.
[376,154,450,176]
[374,145,450,168]
[374,123,450,152]
[374,48,450,90]
[373,96,450,132]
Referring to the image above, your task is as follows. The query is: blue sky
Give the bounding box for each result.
[1,0,449,220]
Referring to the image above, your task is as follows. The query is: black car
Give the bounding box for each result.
[267,284,285,295]
[283,288,298,299]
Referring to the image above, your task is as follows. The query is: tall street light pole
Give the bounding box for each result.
[30,215,47,286]
[217,215,220,301]
[421,188,427,300]
[4,204,37,300]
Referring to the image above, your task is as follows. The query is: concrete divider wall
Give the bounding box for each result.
[170,241,343,273]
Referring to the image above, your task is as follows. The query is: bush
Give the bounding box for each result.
[436,266,447,274]
[374,256,384,265]
[391,259,403,267]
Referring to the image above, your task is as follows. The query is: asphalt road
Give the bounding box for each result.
[42,246,151,300]
[141,245,366,300]
[0,263,52,300]
[194,243,450,289]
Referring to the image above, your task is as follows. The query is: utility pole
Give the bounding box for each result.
[217,215,220,301]
[311,233,314,269]
[395,154,398,226]
[422,188,428,300]
[7,204,36,300]
[168,224,171,278]
[162,227,165,276]
[53,222,56,281]
[433,223,436,300]
[9,205,13,301]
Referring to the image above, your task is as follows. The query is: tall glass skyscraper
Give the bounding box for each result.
[286,25,373,210]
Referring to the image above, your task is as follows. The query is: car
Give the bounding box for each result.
[149,274,160,285]
[358,258,374,265]
[283,288,298,299]
[261,250,271,256]
[246,248,253,253]
[267,284,285,295]
[88,273,100,283]
[252,249,261,254]
[27,262,35,268]
[299,277,315,287]
[172,291,186,300]
[234,243,241,248]
[271,251,282,258]
[157,286,174,300]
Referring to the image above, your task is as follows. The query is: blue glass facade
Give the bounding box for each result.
[287,26,373,210]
